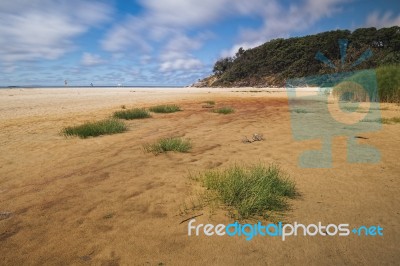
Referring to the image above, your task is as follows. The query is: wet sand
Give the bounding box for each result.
[0,87,399,265]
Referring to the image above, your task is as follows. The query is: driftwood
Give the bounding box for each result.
[354,136,368,139]
[179,213,203,224]
[242,133,264,144]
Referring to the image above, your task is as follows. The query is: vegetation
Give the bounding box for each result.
[290,108,310,113]
[201,26,400,91]
[203,100,215,105]
[382,117,400,124]
[149,104,181,113]
[330,66,400,103]
[63,119,127,138]
[376,65,400,103]
[192,164,296,219]
[361,117,400,124]
[213,107,234,114]
[144,137,192,155]
[113,108,151,120]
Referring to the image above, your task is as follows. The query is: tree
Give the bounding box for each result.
[213,57,233,76]
[235,47,245,58]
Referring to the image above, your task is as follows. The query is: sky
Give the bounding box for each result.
[0,0,399,87]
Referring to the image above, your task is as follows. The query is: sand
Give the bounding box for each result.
[0,87,399,265]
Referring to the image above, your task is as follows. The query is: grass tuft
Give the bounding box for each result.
[382,117,400,124]
[361,117,400,124]
[213,107,234,114]
[144,137,192,155]
[193,163,296,219]
[290,108,310,113]
[149,104,181,113]
[113,108,151,120]
[63,118,127,138]
[203,100,215,105]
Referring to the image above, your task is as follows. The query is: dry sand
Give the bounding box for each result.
[0,87,399,265]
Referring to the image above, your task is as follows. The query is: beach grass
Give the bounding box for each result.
[341,106,359,112]
[192,163,296,219]
[144,137,192,155]
[290,108,310,113]
[63,118,127,138]
[213,107,234,114]
[361,118,381,123]
[149,104,181,113]
[113,108,151,120]
[382,117,400,124]
[361,117,400,124]
[203,100,215,105]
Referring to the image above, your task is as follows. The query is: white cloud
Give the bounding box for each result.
[0,0,112,63]
[138,0,228,27]
[101,0,267,58]
[157,32,210,72]
[160,58,203,72]
[138,0,278,28]
[81,53,105,66]
[365,11,400,28]
[101,16,153,53]
[164,34,204,52]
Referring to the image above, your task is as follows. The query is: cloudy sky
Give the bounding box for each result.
[0,0,399,86]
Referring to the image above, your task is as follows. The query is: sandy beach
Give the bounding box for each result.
[0,87,399,265]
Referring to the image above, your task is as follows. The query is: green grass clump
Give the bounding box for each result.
[149,104,181,113]
[341,106,359,112]
[382,117,400,124]
[361,117,400,124]
[213,107,234,114]
[113,108,151,120]
[144,137,192,154]
[203,100,215,105]
[63,118,127,138]
[361,118,381,123]
[290,108,309,113]
[194,164,296,219]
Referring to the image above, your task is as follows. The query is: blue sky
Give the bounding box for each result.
[0,0,399,86]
